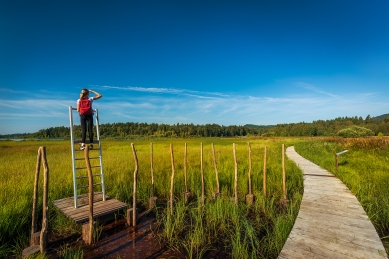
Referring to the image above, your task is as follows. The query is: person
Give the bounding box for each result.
[77,89,102,150]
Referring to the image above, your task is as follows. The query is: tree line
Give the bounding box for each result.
[264,115,389,137]
[2,114,389,139]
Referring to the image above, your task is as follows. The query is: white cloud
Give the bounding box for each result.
[101,85,230,99]
[295,81,340,98]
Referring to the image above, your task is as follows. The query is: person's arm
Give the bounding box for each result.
[89,89,102,100]
[77,99,80,112]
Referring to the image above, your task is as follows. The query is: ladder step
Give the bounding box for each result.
[75,156,101,160]
[78,183,102,189]
[74,140,100,144]
[75,148,101,152]
[76,174,102,179]
[76,165,101,170]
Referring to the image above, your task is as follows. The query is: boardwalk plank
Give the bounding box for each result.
[291,223,387,253]
[299,201,369,220]
[277,146,387,259]
[53,195,128,224]
[280,241,355,259]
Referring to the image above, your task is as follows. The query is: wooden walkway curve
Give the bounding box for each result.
[278,146,387,259]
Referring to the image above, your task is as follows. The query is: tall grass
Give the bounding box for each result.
[0,138,303,258]
[295,137,389,253]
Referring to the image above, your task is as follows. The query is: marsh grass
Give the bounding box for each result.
[1,138,303,258]
[57,244,84,259]
[295,137,389,253]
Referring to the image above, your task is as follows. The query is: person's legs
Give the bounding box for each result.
[87,115,94,144]
[80,115,87,144]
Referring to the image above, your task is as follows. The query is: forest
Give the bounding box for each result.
[2,114,389,139]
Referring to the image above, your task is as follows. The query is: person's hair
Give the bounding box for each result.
[80,88,89,99]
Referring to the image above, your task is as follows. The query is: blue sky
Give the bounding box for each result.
[1,1,389,134]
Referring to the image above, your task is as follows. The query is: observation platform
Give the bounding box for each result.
[278,146,387,259]
[53,193,128,224]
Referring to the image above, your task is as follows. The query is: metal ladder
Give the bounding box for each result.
[69,106,106,208]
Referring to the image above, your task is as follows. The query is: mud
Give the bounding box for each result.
[84,217,166,259]
[44,213,230,258]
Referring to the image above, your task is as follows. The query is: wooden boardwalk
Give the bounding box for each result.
[278,146,387,259]
[53,194,128,224]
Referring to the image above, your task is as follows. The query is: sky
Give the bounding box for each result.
[1,0,389,134]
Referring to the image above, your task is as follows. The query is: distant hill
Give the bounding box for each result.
[244,124,275,129]
[373,113,389,120]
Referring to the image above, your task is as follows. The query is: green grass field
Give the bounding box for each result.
[0,137,303,258]
[1,137,388,257]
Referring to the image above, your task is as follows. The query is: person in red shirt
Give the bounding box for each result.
[77,89,102,150]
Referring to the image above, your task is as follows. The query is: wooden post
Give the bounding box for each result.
[132,143,138,227]
[23,147,49,258]
[201,142,205,205]
[211,143,220,198]
[263,146,267,198]
[40,147,49,252]
[335,150,348,171]
[169,143,175,215]
[248,143,252,195]
[280,144,289,207]
[150,143,154,197]
[282,144,286,200]
[233,143,238,205]
[246,142,254,205]
[83,145,94,245]
[31,148,42,245]
[183,143,191,203]
[184,143,188,193]
[148,143,157,209]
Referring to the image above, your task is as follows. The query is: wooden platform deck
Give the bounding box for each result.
[53,194,128,224]
[278,146,387,259]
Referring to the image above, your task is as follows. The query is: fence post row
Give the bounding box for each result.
[125,142,287,219]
